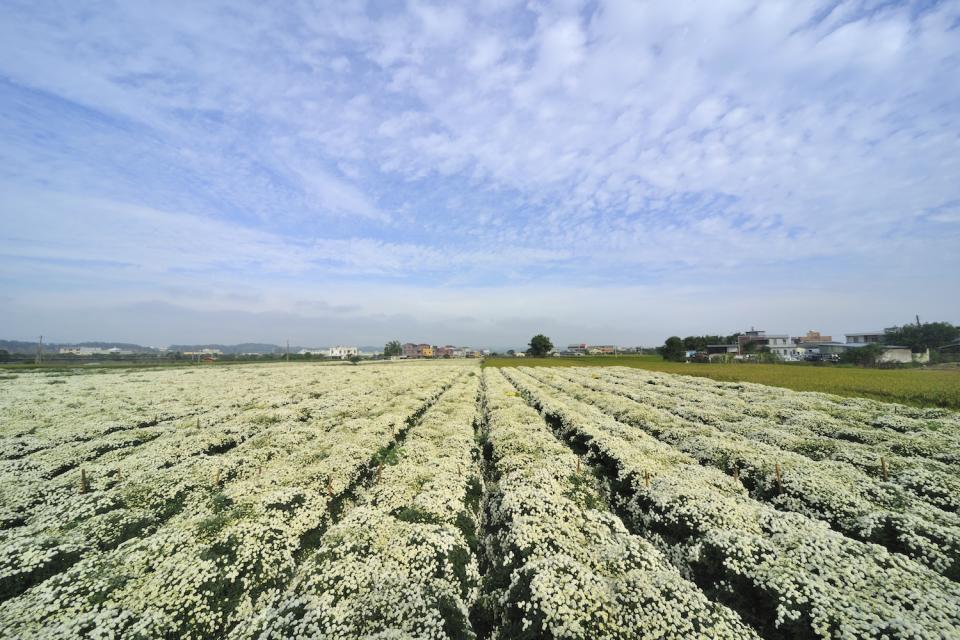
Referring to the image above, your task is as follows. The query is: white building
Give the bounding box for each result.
[328,346,359,359]
[59,346,110,355]
[845,331,885,344]
[737,330,792,357]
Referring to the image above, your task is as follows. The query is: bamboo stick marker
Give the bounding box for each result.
[881,457,889,482]
[80,468,89,494]
[576,458,581,473]
[774,463,782,492]
[376,464,382,483]
[732,467,740,482]
[326,479,334,497]
[644,470,650,488]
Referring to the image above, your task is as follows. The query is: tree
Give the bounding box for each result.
[657,336,685,362]
[527,334,553,357]
[885,321,959,353]
[841,343,885,366]
[383,340,402,357]
[348,355,362,365]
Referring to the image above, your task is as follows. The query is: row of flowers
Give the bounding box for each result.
[235,373,483,639]
[0,363,463,638]
[602,366,960,459]
[594,367,960,513]
[480,368,759,639]
[500,367,960,639]
[0,363,414,586]
[0,364,304,460]
[527,366,960,579]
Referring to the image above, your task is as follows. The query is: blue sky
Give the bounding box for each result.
[1,1,958,348]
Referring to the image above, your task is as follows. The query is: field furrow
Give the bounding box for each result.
[233,373,483,639]
[475,369,758,639]
[500,367,960,639]
[526,367,960,578]
[0,367,460,636]
[0,367,448,605]
[603,367,960,463]
[596,367,960,512]
[1,360,958,639]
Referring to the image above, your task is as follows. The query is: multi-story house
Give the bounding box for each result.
[737,330,792,357]
[845,331,885,344]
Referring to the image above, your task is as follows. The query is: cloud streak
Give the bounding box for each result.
[0,0,958,345]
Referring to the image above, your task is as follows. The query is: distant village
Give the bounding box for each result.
[6,321,954,366]
[680,329,930,364]
[48,330,928,364]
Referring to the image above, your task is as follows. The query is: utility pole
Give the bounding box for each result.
[286,340,290,362]
[35,335,43,365]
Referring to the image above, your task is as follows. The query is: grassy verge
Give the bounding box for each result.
[483,357,960,410]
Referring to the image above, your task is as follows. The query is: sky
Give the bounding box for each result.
[1,1,959,349]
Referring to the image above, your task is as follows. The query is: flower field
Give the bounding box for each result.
[1,363,958,639]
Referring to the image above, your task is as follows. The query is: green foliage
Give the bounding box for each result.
[886,321,959,353]
[383,340,403,357]
[841,343,885,366]
[371,445,401,466]
[657,336,685,362]
[392,506,442,525]
[681,333,741,351]
[348,355,362,365]
[526,334,554,357]
[196,513,232,538]
[564,471,608,511]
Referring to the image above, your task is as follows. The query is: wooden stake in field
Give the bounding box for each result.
[732,467,740,482]
[774,463,783,493]
[79,468,89,494]
[643,470,651,488]
[881,457,889,482]
[376,464,383,484]
[214,469,221,485]
[197,417,201,429]
[326,479,334,498]
[576,457,581,474]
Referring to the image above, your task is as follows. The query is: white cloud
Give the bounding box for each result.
[0,1,958,343]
